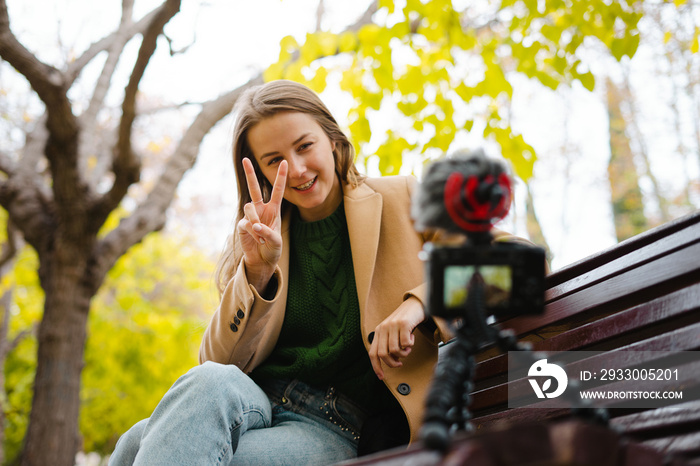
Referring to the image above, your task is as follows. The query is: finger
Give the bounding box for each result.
[391,343,412,359]
[399,326,416,353]
[242,204,265,244]
[243,202,261,225]
[269,160,288,208]
[239,217,265,245]
[388,327,404,355]
[249,222,281,247]
[381,353,403,369]
[242,158,264,205]
[237,217,250,236]
[377,331,403,369]
[368,340,384,380]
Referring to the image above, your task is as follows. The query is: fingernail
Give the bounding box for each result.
[253,224,262,232]
[259,238,266,244]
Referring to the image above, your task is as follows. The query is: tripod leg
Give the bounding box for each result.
[420,332,478,451]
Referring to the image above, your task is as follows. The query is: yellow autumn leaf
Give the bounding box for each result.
[309,66,328,93]
[263,62,285,82]
[282,61,305,83]
[317,32,338,56]
[349,115,371,146]
[358,24,381,46]
[300,33,321,64]
[338,31,357,53]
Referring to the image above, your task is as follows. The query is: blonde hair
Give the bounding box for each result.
[215,80,365,293]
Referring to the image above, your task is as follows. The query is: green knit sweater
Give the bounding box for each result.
[251,203,394,412]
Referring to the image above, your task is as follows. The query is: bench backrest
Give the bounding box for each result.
[470,210,700,464]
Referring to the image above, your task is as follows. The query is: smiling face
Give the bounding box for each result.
[247,111,342,222]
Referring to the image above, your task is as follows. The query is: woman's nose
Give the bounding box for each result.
[286,155,305,178]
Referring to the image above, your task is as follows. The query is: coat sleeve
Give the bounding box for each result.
[199,260,284,369]
[399,176,455,344]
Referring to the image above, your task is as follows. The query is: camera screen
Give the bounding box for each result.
[444,265,512,309]
[425,242,545,319]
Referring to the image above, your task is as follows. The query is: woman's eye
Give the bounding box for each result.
[267,157,283,166]
[298,142,312,151]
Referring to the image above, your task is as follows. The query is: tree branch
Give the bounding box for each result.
[315,0,325,31]
[0,0,87,239]
[0,220,21,274]
[0,171,52,253]
[79,0,137,187]
[98,0,181,233]
[65,4,160,85]
[0,0,76,138]
[0,1,62,109]
[92,76,262,285]
[0,286,35,360]
[348,0,378,32]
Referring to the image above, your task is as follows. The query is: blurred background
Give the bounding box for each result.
[0,0,698,464]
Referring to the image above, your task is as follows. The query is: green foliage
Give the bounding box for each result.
[80,231,216,454]
[265,0,647,180]
[3,227,217,459]
[2,247,42,464]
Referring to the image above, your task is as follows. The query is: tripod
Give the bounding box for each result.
[420,266,609,452]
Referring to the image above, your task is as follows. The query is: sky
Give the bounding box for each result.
[3,0,698,271]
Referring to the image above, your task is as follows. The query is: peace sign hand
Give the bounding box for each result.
[237,158,287,293]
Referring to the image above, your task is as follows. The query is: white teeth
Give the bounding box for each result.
[295,178,315,190]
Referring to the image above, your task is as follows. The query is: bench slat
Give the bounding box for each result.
[545,210,700,288]
[474,283,700,382]
[545,223,700,302]
[471,322,700,412]
[642,431,700,456]
[611,400,700,436]
[501,241,700,336]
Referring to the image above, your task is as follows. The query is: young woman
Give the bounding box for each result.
[111,80,453,465]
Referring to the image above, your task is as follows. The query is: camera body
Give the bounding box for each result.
[425,241,546,321]
[412,149,547,323]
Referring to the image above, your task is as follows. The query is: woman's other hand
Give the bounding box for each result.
[369,298,425,380]
[237,158,287,293]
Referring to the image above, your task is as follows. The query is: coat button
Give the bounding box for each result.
[230,323,238,332]
[234,316,241,325]
[367,332,375,344]
[237,309,245,319]
[397,383,411,395]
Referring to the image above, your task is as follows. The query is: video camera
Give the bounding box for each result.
[414,149,547,451]
[413,149,546,322]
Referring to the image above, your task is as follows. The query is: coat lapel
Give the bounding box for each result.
[344,182,382,317]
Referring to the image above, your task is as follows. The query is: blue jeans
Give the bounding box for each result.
[110,362,367,465]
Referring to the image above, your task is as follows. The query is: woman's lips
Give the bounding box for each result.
[293,177,317,191]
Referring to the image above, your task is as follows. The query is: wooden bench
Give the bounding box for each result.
[342,210,700,465]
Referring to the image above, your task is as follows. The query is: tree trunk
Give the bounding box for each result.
[606,77,649,242]
[20,243,95,466]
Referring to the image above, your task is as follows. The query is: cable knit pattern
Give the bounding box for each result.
[251,204,396,411]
